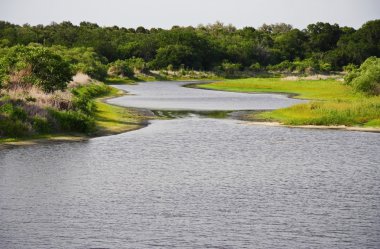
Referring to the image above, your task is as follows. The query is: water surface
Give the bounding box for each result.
[1,82,379,249]
[107,81,305,110]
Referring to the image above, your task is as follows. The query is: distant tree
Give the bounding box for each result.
[306,22,341,52]
[152,44,198,69]
[258,23,293,34]
[273,29,307,60]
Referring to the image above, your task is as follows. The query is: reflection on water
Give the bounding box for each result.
[1,117,379,249]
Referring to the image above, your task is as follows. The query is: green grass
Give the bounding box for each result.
[94,97,149,135]
[199,78,356,100]
[198,78,380,128]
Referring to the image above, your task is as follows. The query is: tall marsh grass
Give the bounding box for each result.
[259,97,380,126]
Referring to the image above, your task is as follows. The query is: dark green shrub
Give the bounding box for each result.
[0,118,29,137]
[32,116,52,133]
[50,110,95,133]
[10,106,28,121]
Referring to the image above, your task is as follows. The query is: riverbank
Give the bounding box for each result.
[0,85,151,149]
[197,78,380,129]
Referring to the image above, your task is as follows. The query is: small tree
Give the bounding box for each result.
[1,45,72,92]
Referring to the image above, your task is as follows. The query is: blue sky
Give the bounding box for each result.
[1,0,379,29]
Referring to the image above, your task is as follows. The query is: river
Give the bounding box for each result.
[1,81,379,249]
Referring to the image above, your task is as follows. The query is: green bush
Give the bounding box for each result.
[32,116,52,133]
[1,45,73,92]
[108,60,134,77]
[0,117,29,137]
[71,83,111,114]
[344,57,380,95]
[51,46,108,81]
[50,110,95,133]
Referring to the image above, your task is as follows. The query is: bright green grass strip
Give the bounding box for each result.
[199,78,380,127]
[94,99,147,134]
[199,78,358,100]
[254,96,380,127]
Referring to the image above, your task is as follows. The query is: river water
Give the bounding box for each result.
[1,82,379,249]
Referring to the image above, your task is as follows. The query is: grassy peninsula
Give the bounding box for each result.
[198,77,380,128]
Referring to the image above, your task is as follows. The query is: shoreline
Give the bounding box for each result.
[1,79,379,149]
[241,121,380,133]
[0,86,151,150]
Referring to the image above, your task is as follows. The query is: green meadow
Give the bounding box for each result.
[198,78,380,127]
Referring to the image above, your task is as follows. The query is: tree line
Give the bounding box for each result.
[0,20,379,74]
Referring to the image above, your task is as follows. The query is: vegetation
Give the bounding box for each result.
[0,44,150,140]
[0,45,72,92]
[198,74,380,127]
[199,78,354,100]
[0,20,379,76]
[344,57,380,95]
[1,19,380,140]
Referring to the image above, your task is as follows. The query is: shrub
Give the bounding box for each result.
[50,110,95,133]
[0,118,29,137]
[344,57,380,95]
[220,62,242,77]
[125,57,147,72]
[32,116,52,133]
[1,45,73,92]
[108,60,134,77]
[249,62,262,72]
[71,83,111,114]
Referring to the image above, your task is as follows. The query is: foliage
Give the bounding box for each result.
[258,97,380,127]
[50,46,108,80]
[344,57,380,95]
[151,44,198,69]
[0,45,72,92]
[200,78,380,127]
[50,109,94,133]
[1,19,378,72]
[0,81,112,138]
[108,59,134,77]
[71,82,112,114]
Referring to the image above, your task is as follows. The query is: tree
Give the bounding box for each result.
[273,29,307,61]
[151,44,198,69]
[0,45,72,92]
[306,22,341,52]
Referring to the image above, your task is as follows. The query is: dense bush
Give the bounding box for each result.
[108,60,134,77]
[50,46,108,80]
[71,82,112,114]
[0,45,72,92]
[50,109,94,133]
[344,57,380,95]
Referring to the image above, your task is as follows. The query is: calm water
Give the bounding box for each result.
[1,82,379,249]
[107,81,305,110]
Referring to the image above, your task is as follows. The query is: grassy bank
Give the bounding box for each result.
[0,82,150,147]
[198,78,380,128]
[94,88,151,135]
